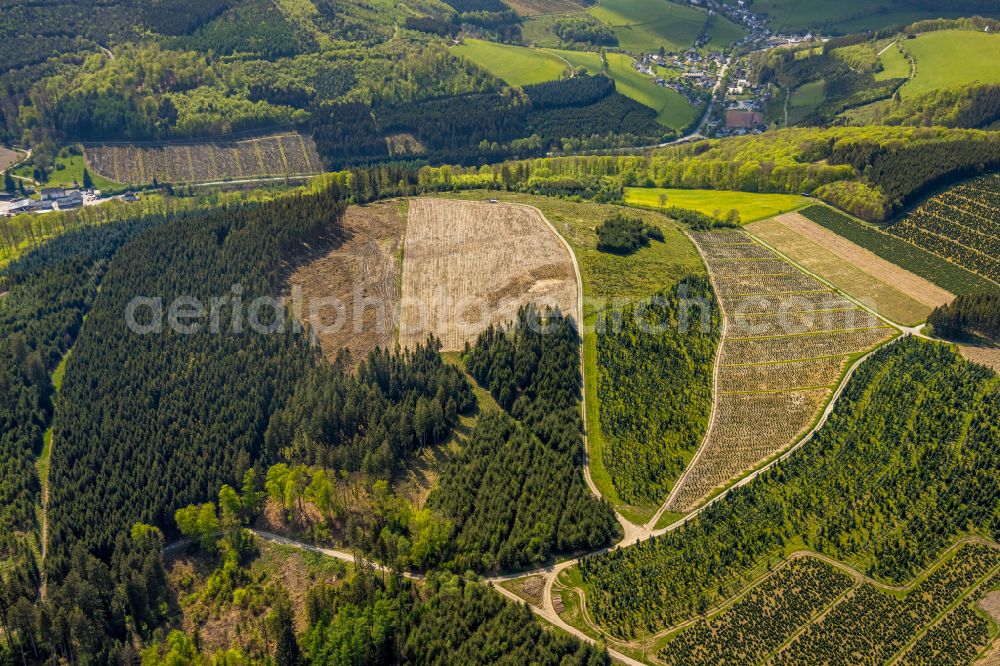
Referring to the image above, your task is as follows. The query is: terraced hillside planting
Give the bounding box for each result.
[573,338,1000,641]
[885,173,1000,285]
[664,230,896,513]
[774,543,1000,664]
[800,205,1000,297]
[659,543,1000,666]
[658,557,856,666]
[749,212,954,326]
[84,133,323,185]
[399,199,578,351]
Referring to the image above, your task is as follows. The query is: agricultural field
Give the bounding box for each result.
[285,201,405,365]
[398,198,579,351]
[900,30,1000,98]
[504,0,587,15]
[774,543,1000,664]
[452,42,699,130]
[663,230,897,514]
[884,173,1000,285]
[800,205,1000,297]
[84,132,323,186]
[658,557,856,666]
[451,39,570,86]
[625,188,808,223]
[745,0,998,33]
[658,543,1000,666]
[590,0,744,53]
[748,212,954,325]
[876,41,911,81]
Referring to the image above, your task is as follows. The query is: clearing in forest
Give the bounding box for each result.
[451,39,570,87]
[664,230,897,514]
[85,133,323,186]
[748,212,953,326]
[504,0,585,16]
[0,146,23,172]
[286,201,404,364]
[399,199,579,352]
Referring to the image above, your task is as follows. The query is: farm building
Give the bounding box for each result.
[726,110,765,128]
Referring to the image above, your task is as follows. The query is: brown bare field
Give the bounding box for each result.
[957,341,1000,372]
[666,231,898,513]
[399,199,579,351]
[0,147,23,172]
[505,0,585,15]
[85,132,322,185]
[286,201,404,365]
[667,389,831,511]
[979,590,1000,623]
[718,357,847,392]
[728,309,883,338]
[499,575,548,607]
[748,213,954,325]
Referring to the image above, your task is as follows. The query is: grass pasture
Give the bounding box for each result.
[876,42,910,81]
[451,40,698,130]
[625,187,808,223]
[14,153,121,191]
[900,30,1000,98]
[749,0,1000,33]
[452,38,569,86]
[787,79,826,124]
[604,53,698,129]
[590,0,722,53]
[548,48,603,72]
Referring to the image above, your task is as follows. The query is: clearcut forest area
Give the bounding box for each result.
[2,0,1000,665]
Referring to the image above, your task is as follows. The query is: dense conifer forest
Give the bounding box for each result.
[0,217,162,558]
[301,573,609,665]
[598,278,720,505]
[428,306,619,571]
[929,293,1000,341]
[46,191,345,578]
[266,342,475,478]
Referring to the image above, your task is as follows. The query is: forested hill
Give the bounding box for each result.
[45,191,345,578]
[428,305,620,571]
[577,338,999,638]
